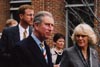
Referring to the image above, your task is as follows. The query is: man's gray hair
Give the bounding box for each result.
[34,11,53,23]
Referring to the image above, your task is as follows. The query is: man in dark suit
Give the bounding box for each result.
[12,11,54,67]
[0,4,34,66]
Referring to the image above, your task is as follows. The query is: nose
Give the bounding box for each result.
[32,15,34,18]
[78,36,83,39]
[61,42,64,45]
[49,24,54,31]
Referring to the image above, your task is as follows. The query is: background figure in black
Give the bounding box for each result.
[50,33,65,67]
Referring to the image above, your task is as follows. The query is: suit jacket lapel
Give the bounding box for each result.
[75,45,89,67]
[90,48,93,67]
[29,26,32,35]
[13,25,20,42]
[44,41,52,65]
[90,48,99,67]
[28,37,48,65]
[14,26,32,42]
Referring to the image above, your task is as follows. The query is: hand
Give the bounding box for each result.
[54,64,59,67]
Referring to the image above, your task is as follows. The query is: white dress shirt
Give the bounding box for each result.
[50,47,63,64]
[19,24,29,40]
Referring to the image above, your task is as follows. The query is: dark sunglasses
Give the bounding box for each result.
[76,35,87,37]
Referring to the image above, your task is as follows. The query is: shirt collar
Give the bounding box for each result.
[18,24,29,32]
[31,33,41,46]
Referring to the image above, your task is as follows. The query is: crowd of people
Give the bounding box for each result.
[0,4,99,67]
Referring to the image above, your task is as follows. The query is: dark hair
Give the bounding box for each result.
[18,4,34,15]
[53,33,65,42]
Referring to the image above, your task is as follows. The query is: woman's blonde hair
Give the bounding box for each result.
[6,19,18,27]
[71,23,97,45]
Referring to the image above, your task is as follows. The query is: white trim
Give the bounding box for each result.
[10,8,19,10]
[66,9,68,48]
[65,3,94,7]
[10,1,31,3]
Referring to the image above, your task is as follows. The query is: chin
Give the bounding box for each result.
[78,45,86,48]
[46,36,51,39]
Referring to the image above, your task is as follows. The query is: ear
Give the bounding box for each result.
[33,22,38,26]
[19,14,23,19]
[33,22,39,30]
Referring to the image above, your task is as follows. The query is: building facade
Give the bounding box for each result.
[0,0,100,59]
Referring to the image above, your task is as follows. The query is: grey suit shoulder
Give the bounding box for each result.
[60,45,100,67]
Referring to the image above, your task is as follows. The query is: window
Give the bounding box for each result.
[65,0,94,47]
[10,0,31,22]
[67,0,94,4]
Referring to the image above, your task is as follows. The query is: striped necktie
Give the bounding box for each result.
[40,42,48,63]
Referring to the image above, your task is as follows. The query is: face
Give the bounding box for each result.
[35,16,54,41]
[75,34,89,48]
[55,38,65,50]
[20,9,34,26]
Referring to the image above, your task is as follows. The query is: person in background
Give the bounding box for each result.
[0,4,34,67]
[5,19,18,27]
[12,11,54,67]
[1,4,34,50]
[0,19,18,38]
[51,33,65,67]
[60,23,100,67]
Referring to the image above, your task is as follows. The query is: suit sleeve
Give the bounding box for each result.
[1,28,9,48]
[60,49,69,67]
[11,45,29,67]
[60,49,74,67]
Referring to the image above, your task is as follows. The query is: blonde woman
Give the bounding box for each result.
[5,19,18,27]
[60,23,99,67]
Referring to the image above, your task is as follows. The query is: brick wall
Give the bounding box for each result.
[0,0,99,50]
[0,0,66,47]
[0,0,100,60]
[0,0,10,32]
[32,0,66,34]
[32,0,66,47]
